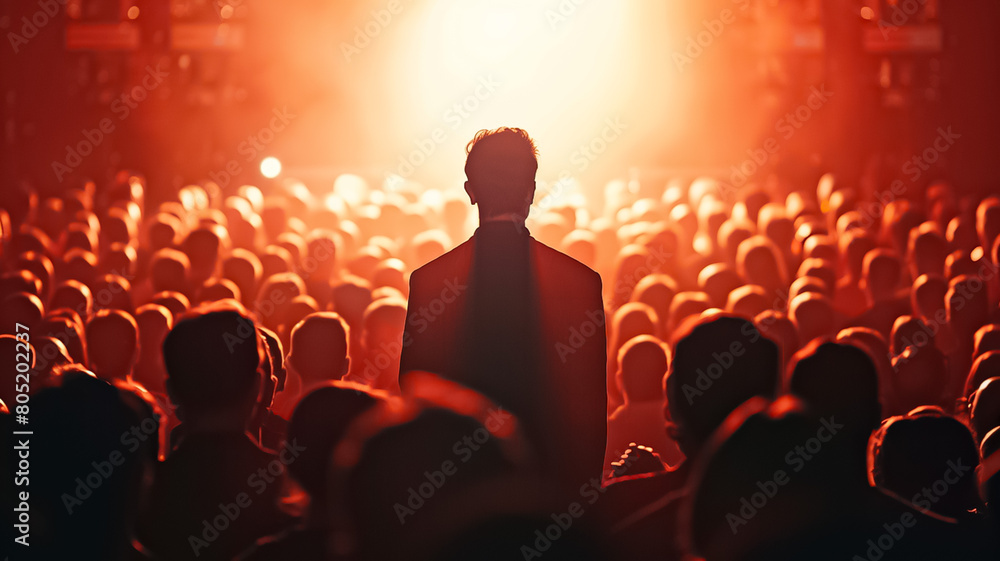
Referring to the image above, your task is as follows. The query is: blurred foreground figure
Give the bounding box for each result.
[399,127,607,499]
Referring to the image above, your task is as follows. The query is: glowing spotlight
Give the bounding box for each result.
[127,6,140,19]
[260,157,282,178]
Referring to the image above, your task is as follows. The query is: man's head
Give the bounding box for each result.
[163,308,263,422]
[287,312,350,386]
[464,127,538,218]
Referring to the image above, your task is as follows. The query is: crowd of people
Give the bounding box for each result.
[1,142,1000,560]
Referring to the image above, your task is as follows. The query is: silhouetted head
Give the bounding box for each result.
[616,335,670,404]
[736,235,787,296]
[786,340,881,469]
[665,315,779,458]
[966,351,1000,400]
[862,249,902,304]
[890,344,949,413]
[50,279,93,319]
[971,377,1000,444]
[754,309,799,367]
[287,381,387,501]
[86,309,139,381]
[1,291,44,330]
[330,376,525,561]
[788,292,835,345]
[222,248,263,306]
[725,284,770,320]
[908,222,948,279]
[947,275,990,338]
[911,273,947,323]
[163,307,263,423]
[149,248,190,295]
[32,375,157,559]
[698,263,742,308]
[133,304,172,394]
[464,127,538,219]
[889,315,931,356]
[869,413,981,520]
[974,324,1000,361]
[287,312,350,387]
[685,396,849,560]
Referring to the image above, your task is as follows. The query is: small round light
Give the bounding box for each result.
[260,157,282,179]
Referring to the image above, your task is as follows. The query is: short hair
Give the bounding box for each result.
[288,312,350,383]
[163,309,263,411]
[617,335,669,403]
[85,309,139,379]
[464,127,538,215]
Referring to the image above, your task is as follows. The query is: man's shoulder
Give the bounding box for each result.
[410,238,474,281]
[530,237,602,287]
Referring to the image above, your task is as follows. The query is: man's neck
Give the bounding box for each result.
[479,212,527,228]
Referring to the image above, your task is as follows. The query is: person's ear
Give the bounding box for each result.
[464,181,477,205]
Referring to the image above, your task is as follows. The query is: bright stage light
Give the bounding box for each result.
[260,157,282,179]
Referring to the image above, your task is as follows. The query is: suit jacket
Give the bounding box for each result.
[399,220,607,496]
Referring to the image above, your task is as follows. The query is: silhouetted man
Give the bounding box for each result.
[399,127,607,498]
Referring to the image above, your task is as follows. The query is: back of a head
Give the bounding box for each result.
[86,309,139,381]
[947,275,990,335]
[862,249,901,302]
[686,396,841,561]
[788,292,835,346]
[331,397,522,561]
[971,377,1000,443]
[618,335,669,403]
[288,312,350,384]
[891,344,949,413]
[787,340,881,441]
[362,297,407,350]
[869,413,981,519]
[666,315,779,456]
[163,308,262,413]
[32,375,156,557]
[974,324,1000,360]
[464,127,538,217]
[149,248,190,294]
[736,236,786,293]
[287,381,386,498]
[911,273,947,322]
[966,351,1000,400]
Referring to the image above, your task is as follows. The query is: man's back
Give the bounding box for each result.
[137,432,294,561]
[400,220,607,497]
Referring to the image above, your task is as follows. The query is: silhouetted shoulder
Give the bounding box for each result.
[530,236,602,288]
[409,238,474,281]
